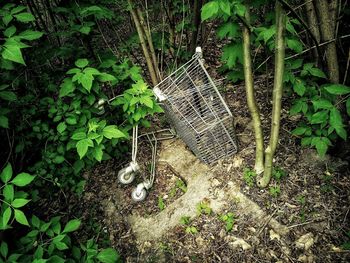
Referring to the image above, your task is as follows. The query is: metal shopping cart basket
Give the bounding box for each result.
[118,47,238,201]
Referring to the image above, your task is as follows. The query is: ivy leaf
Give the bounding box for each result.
[102,125,126,139]
[75,58,89,68]
[0,91,17,101]
[11,172,35,187]
[14,12,35,22]
[1,163,13,183]
[62,219,81,233]
[96,248,120,263]
[201,1,219,21]
[324,84,350,95]
[18,30,43,40]
[76,138,93,159]
[217,22,239,39]
[11,198,30,208]
[222,43,243,69]
[14,209,29,226]
[3,185,14,201]
[59,78,75,97]
[1,43,25,65]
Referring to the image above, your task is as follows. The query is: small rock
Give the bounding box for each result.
[248,227,256,233]
[229,237,252,250]
[269,229,280,241]
[163,194,168,199]
[295,233,314,251]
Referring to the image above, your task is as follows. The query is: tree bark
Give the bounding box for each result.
[315,0,339,83]
[258,1,286,188]
[242,4,265,175]
[190,0,203,53]
[305,0,321,65]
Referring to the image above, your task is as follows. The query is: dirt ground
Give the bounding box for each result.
[74,74,350,263]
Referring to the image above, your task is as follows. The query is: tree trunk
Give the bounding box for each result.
[190,0,203,53]
[127,0,158,86]
[258,1,286,188]
[242,4,265,175]
[305,1,321,65]
[315,0,339,83]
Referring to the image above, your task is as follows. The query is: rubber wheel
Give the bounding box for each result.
[118,169,135,185]
[131,188,147,202]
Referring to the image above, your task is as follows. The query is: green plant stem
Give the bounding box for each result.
[259,1,286,188]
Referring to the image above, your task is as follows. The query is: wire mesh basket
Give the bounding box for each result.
[153,49,237,164]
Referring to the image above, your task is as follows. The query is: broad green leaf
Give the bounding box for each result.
[291,127,307,136]
[75,58,89,68]
[79,26,91,35]
[310,110,328,124]
[59,78,75,97]
[54,241,69,250]
[287,38,303,53]
[93,145,103,162]
[18,30,43,40]
[222,43,243,68]
[312,99,333,111]
[102,125,126,139]
[0,91,17,101]
[14,12,35,22]
[293,79,306,96]
[11,198,30,208]
[63,219,81,233]
[201,1,219,21]
[1,163,13,183]
[324,84,350,95]
[1,44,25,65]
[11,172,35,187]
[219,0,230,16]
[31,215,40,228]
[234,3,246,16]
[10,6,27,15]
[96,248,120,263]
[140,96,153,108]
[217,22,239,39]
[311,137,328,157]
[83,67,100,75]
[290,101,304,115]
[66,116,77,125]
[76,138,93,159]
[53,155,65,164]
[4,26,16,38]
[0,115,9,128]
[72,132,86,140]
[98,73,116,82]
[330,108,347,140]
[2,207,12,227]
[73,160,85,174]
[346,98,350,116]
[3,184,14,201]
[301,137,312,146]
[0,242,8,258]
[67,68,81,74]
[14,209,29,226]
[79,73,94,92]
[57,122,67,133]
[309,67,326,78]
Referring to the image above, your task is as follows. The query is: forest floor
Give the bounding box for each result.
[72,73,350,262]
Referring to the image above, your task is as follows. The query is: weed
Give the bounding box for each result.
[180,216,198,235]
[197,200,212,215]
[243,168,257,187]
[158,196,166,211]
[219,212,235,232]
[269,185,281,198]
[272,166,287,181]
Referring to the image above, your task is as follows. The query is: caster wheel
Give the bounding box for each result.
[118,169,135,185]
[131,188,147,202]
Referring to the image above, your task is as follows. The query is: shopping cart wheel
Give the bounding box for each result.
[131,187,147,202]
[118,169,135,185]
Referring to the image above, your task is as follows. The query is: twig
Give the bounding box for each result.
[287,217,327,229]
[256,208,278,236]
[343,48,350,84]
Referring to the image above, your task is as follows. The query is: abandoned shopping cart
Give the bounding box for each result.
[118,47,237,201]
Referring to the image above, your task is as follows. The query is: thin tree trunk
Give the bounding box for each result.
[127,0,158,86]
[315,0,339,83]
[258,1,286,188]
[242,4,265,175]
[305,0,321,65]
[190,0,203,53]
[136,8,161,81]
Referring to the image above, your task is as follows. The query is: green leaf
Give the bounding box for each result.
[330,108,347,140]
[53,155,65,164]
[59,78,75,97]
[293,79,306,96]
[309,67,326,78]
[79,73,94,92]
[57,122,67,133]
[102,125,126,139]
[11,172,35,187]
[75,59,89,68]
[222,43,243,68]
[2,207,12,227]
[234,3,246,16]
[140,96,153,108]
[96,248,120,263]
[311,137,328,157]
[93,145,104,162]
[312,99,333,111]
[10,6,27,15]
[0,91,17,101]
[219,0,230,15]
[62,219,81,233]
[72,132,86,140]
[1,163,13,183]
[291,127,307,136]
[18,30,43,40]
[79,26,91,35]
[0,115,9,128]
[14,12,35,22]
[98,73,116,82]
[0,242,8,258]
[1,44,25,65]
[201,1,219,21]
[324,84,350,95]
[4,26,16,38]
[54,241,69,250]
[2,15,13,26]
[11,198,30,208]
[287,38,303,53]
[217,22,239,39]
[3,184,14,201]
[310,110,328,124]
[14,209,29,226]
[346,98,350,116]
[66,116,77,125]
[31,215,40,228]
[76,138,93,159]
